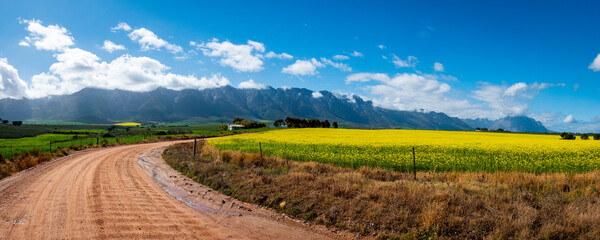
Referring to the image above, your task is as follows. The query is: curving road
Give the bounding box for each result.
[0,141,342,239]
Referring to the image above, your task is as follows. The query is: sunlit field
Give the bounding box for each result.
[209,128,600,173]
[114,122,142,126]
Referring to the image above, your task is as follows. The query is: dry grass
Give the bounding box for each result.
[164,142,600,239]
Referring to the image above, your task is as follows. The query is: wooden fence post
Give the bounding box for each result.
[193,138,197,158]
[259,142,263,161]
[412,146,417,180]
[49,141,52,152]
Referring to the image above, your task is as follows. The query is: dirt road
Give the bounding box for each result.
[0,141,346,239]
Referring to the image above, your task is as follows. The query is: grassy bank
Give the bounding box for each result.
[164,142,600,239]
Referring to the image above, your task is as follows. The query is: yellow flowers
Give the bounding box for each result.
[114,122,141,126]
[208,129,600,173]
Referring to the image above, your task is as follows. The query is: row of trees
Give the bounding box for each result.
[561,132,600,140]
[233,117,267,129]
[0,118,22,126]
[284,117,338,128]
[476,127,510,133]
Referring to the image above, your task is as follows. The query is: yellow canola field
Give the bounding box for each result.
[208,128,600,173]
[114,122,141,126]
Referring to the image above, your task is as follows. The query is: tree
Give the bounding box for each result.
[273,119,285,127]
[332,121,338,128]
[581,134,589,140]
[218,124,228,131]
[322,120,330,128]
[233,117,244,124]
[594,134,600,140]
[2,120,8,125]
[560,132,575,140]
[12,121,22,126]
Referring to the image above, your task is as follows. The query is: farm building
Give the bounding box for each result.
[228,124,244,130]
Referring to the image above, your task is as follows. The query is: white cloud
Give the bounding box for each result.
[127,27,183,54]
[392,55,417,68]
[264,51,293,59]
[433,62,444,72]
[198,39,265,72]
[350,51,363,57]
[378,45,385,50]
[320,58,352,72]
[101,40,126,53]
[471,82,553,118]
[19,19,74,51]
[589,54,600,72]
[346,72,476,117]
[563,115,577,123]
[0,58,29,99]
[282,58,324,76]
[346,72,389,83]
[312,91,323,98]
[189,41,197,46]
[111,22,132,32]
[26,48,229,98]
[238,79,267,89]
[332,55,349,61]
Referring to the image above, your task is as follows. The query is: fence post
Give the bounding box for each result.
[193,138,197,158]
[259,142,263,161]
[412,146,417,180]
[96,138,99,145]
[50,141,52,152]
[200,138,204,154]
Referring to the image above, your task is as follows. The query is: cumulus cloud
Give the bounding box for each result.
[111,22,132,32]
[320,58,351,72]
[198,39,265,72]
[333,55,349,61]
[238,79,267,89]
[127,27,183,54]
[350,51,363,57]
[101,40,126,53]
[378,45,385,50]
[264,51,293,59]
[26,48,229,98]
[434,62,444,72]
[563,115,577,123]
[346,72,477,117]
[0,58,29,99]
[471,82,553,118]
[282,58,324,76]
[345,72,389,83]
[589,54,600,72]
[392,55,418,68]
[312,91,323,98]
[19,19,74,51]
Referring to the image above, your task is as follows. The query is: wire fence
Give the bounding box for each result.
[0,135,157,158]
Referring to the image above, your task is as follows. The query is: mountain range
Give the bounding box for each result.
[0,87,549,132]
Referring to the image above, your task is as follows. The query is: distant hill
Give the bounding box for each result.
[0,87,474,130]
[462,116,550,133]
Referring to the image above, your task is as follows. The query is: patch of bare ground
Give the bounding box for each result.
[163,141,600,239]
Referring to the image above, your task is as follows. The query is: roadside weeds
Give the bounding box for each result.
[164,141,600,239]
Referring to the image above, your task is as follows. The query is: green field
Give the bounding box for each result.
[0,123,271,158]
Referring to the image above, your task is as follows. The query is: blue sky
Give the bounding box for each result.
[1,0,599,131]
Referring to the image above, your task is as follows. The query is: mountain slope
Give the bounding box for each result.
[0,87,476,130]
[463,116,550,133]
